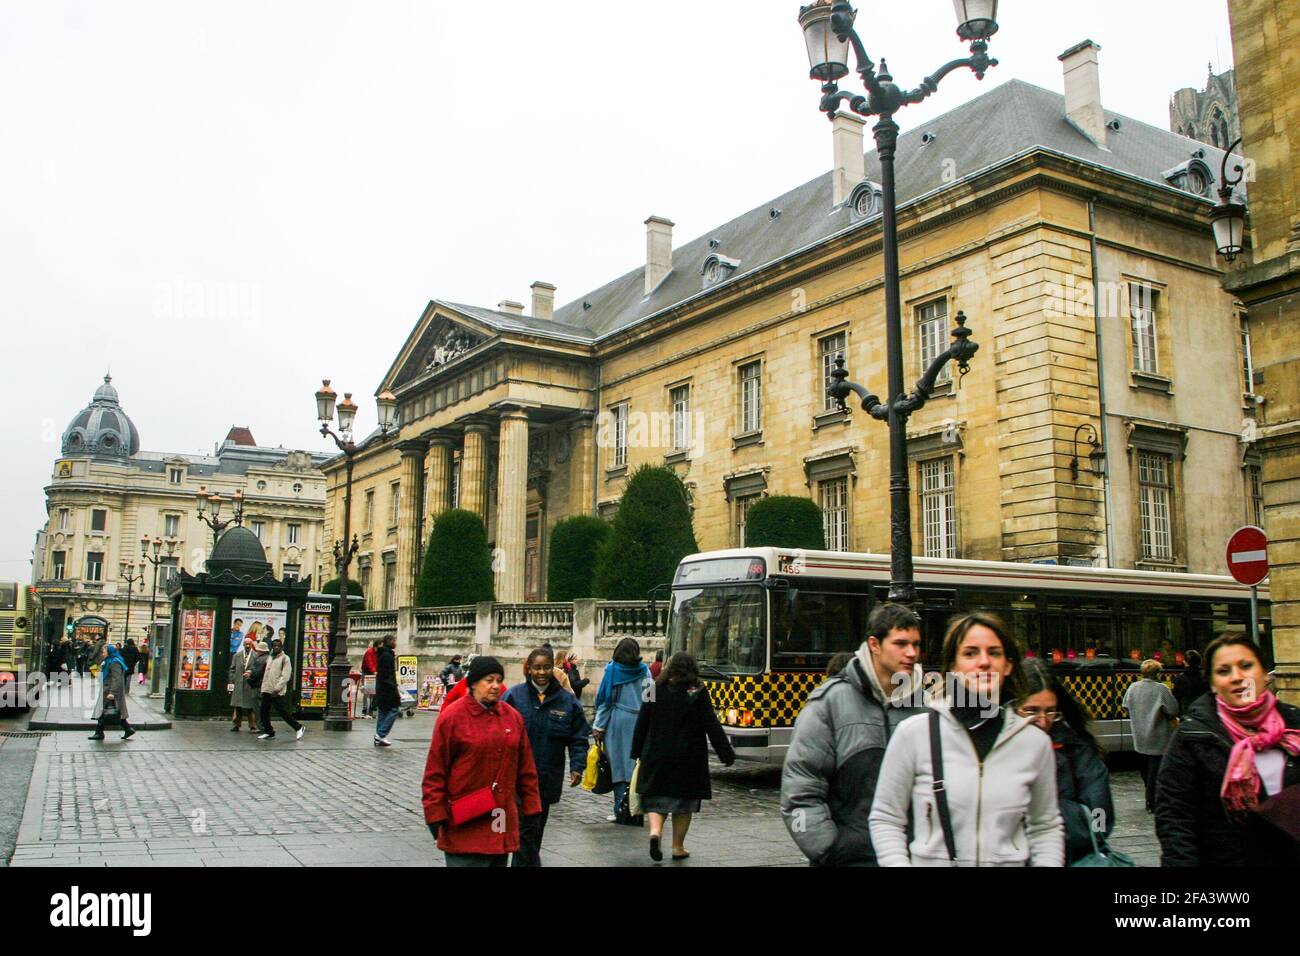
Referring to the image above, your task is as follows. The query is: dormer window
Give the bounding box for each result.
[1162,157,1214,198]
[848,181,883,221]
[701,253,740,289]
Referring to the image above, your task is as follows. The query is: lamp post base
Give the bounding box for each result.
[322,716,353,732]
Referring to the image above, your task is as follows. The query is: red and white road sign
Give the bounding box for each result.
[1226,525,1269,586]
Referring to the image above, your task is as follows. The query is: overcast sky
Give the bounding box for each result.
[0,0,1235,577]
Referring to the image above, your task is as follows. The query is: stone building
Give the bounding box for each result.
[1170,66,1241,149]
[323,42,1258,610]
[1224,0,1300,701]
[35,375,330,643]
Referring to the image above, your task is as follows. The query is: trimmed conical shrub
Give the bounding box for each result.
[744,496,827,550]
[416,509,495,607]
[547,515,612,601]
[321,578,364,596]
[593,465,699,599]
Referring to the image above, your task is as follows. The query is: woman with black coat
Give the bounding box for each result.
[1017,659,1115,863]
[630,652,736,862]
[1156,634,1300,867]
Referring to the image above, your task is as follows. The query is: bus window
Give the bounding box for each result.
[914,589,955,668]
[1044,596,1116,663]
[667,585,766,676]
[771,591,868,671]
[960,590,1041,660]
[1117,600,1185,664]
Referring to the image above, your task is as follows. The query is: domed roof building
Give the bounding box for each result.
[61,375,141,458]
[36,374,332,652]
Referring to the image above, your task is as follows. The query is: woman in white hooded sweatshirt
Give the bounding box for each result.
[868,612,1065,867]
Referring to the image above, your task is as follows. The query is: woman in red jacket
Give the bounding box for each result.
[422,656,542,867]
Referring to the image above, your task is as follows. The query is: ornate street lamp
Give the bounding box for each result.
[314,379,398,731]
[196,485,245,549]
[141,535,178,640]
[1211,137,1247,263]
[119,559,145,647]
[799,0,995,604]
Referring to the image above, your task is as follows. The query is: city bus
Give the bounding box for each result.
[664,549,1272,763]
[0,581,39,712]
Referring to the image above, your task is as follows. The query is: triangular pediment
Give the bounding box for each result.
[382,303,495,393]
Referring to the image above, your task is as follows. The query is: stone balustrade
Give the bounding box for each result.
[343,599,669,698]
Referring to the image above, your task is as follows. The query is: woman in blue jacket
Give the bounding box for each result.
[502,647,590,866]
[593,638,651,824]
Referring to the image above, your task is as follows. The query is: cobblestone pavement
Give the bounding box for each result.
[3,711,1161,867]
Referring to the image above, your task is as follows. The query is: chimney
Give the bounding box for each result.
[530,281,556,321]
[644,216,675,296]
[832,111,867,206]
[1058,40,1107,147]
[496,299,525,316]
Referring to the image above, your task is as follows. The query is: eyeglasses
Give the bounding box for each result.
[1015,707,1062,723]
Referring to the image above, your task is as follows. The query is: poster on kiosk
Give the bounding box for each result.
[299,601,332,712]
[230,599,288,658]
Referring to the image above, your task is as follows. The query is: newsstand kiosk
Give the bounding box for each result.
[164,525,318,720]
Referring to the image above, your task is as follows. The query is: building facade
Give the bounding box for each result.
[1170,66,1241,150]
[35,376,330,644]
[1225,0,1300,701]
[324,43,1259,613]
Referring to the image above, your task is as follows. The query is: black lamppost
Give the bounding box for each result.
[799,0,994,604]
[196,487,246,550]
[118,559,145,646]
[1210,138,1247,262]
[314,380,398,731]
[140,535,178,640]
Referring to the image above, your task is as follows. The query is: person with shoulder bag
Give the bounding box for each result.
[88,643,135,741]
[422,657,543,867]
[869,612,1064,867]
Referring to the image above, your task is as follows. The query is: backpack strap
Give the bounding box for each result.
[929,710,958,863]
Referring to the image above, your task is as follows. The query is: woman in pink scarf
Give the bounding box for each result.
[1155,633,1300,867]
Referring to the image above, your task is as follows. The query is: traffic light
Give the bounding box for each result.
[65,622,74,635]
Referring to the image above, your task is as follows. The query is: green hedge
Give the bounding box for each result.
[416,509,495,607]
[744,496,827,550]
[547,516,612,601]
[320,578,364,596]
[593,465,698,599]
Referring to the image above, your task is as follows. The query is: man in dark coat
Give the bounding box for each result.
[373,634,402,747]
[121,639,140,690]
[502,647,590,866]
[1173,650,1209,716]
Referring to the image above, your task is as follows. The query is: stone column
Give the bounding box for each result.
[494,408,530,603]
[569,413,595,517]
[395,439,428,608]
[460,423,491,520]
[423,436,454,528]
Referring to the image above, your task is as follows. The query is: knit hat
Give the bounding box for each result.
[466,655,504,686]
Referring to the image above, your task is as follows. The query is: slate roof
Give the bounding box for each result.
[436,78,1238,347]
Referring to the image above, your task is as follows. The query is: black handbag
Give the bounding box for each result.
[592,742,614,795]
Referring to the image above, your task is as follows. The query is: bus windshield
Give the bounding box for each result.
[667,584,766,676]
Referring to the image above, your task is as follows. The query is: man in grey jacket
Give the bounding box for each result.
[780,603,927,866]
[257,638,305,741]
[1122,659,1178,812]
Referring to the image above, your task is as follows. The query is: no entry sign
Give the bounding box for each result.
[1226,525,1269,586]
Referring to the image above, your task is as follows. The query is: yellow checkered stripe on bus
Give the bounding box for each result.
[1060,673,1175,721]
[706,672,826,729]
